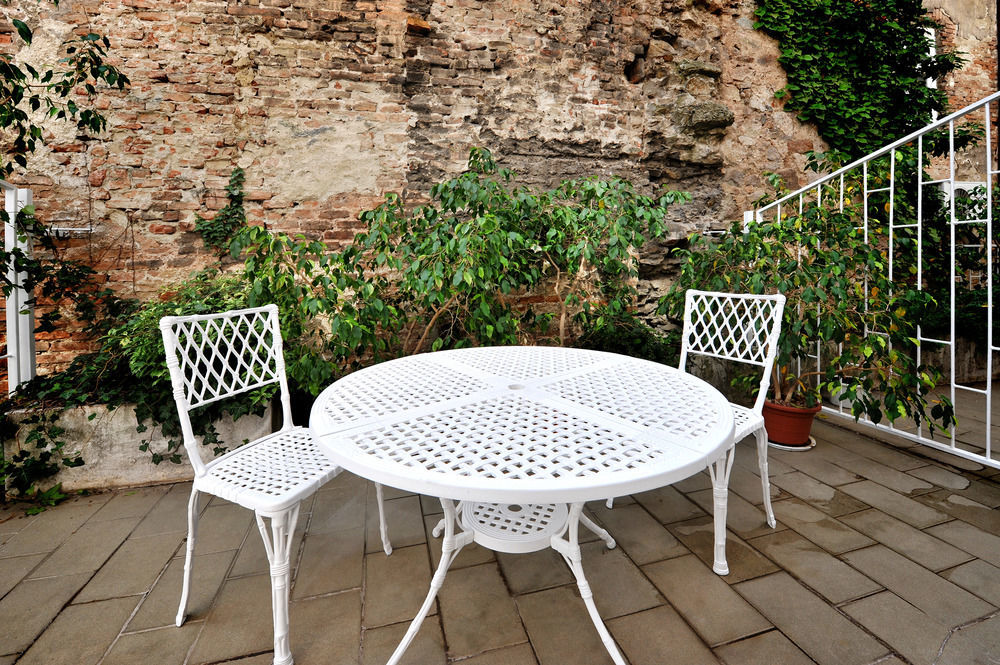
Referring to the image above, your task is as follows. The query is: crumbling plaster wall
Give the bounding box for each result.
[2,0,991,374]
[927,0,997,113]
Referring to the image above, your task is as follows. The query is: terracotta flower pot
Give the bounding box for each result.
[762,400,822,447]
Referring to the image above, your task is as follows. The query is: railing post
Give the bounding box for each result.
[5,185,35,395]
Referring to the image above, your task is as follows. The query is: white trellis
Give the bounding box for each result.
[747,91,1000,469]
[3,181,35,395]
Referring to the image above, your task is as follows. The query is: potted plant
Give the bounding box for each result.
[661,187,955,447]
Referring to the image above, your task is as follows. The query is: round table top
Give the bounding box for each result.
[309,346,735,504]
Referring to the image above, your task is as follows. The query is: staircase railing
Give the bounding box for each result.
[746,91,1000,469]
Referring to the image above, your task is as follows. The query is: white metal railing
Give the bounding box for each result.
[747,90,1000,470]
[3,181,35,395]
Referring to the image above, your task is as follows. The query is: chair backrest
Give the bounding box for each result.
[679,290,786,414]
[160,304,292,476]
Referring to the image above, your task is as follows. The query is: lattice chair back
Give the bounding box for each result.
[679,290,786,414]
[160,304,293,477]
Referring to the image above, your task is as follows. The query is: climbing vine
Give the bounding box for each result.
[755,0,963,159]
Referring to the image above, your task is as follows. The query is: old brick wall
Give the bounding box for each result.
[0,0,995,380]
[927,0,997,113]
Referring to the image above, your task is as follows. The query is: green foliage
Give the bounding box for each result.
[0,0,129,505]
[664,189,955,433]
[196,168,247,250]
[755,0,962,158]
[4,149,689,505]
[2,271,266,503]
[0,0,129,178]
[574,311,680,366]
[0,1,132,332]
[232,147,690,394]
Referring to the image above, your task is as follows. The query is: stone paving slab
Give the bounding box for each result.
[437,563,528,658]
[841,545,996,625]
[0,572,90,655]
[0,553,43,600]
[838,508,974,571]
[75,531,182,602]
[361,616,446,665]
[713,630,814,665]
[15,596,137,665]
[515,586,617,665]
[939,558,1000,607]
[769,470,871,516]
[129,550,235,630]
[586,502,688,565]
[102,623,201,665]
[735,572,889,665]
[669,516,779,583]
[748,529,881,604]
[770,497,875,553]
[608,605,719,665]
[3,421,1000,665]
[842,591,962,665]
[926,519,1000,567]
[840,480,951,528]
[363,544,434,628]
[915,489,1000,535]
[642,554,771,646]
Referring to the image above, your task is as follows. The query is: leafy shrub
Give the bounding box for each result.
[3,149,689,504]
[755,0,962,159]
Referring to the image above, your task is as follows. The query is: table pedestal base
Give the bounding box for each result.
[387,446,736,665]
[387,499,622,665]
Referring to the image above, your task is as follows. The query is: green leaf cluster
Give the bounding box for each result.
[664,173,955,433]
[195,168,247,250]
[0,1,129,178]
[4,151,689,505]
[230,148,689,394]
[755,0,962,158]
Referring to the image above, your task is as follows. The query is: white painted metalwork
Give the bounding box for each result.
[310,346,736,665]
[749,91,1000,470]
[160,305,390,665]
[3,182,34,395]
[680,290,786,527]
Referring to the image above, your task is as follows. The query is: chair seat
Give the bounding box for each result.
[732,403,764,442]
[195,426,340,514]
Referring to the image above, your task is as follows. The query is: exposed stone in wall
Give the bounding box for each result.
[0,0,993,378]
[928,0,997,113]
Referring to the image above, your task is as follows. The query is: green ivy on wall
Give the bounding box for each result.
[755,0,963,159]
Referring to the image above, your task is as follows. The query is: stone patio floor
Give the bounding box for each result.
[3,416,1000,665]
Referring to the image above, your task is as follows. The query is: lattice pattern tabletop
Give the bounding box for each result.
[310,346,735,504]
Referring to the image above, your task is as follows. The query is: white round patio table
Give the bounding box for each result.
[310,346,736,665]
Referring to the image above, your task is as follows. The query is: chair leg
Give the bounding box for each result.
[256,505,301,665]
[755,427,777,528]
[175,488,201,627]
[707,446,736,576]
[374,483,392,555]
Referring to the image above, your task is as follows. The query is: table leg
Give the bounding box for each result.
[550,502,627,665]
[708,446,736,575]
[579,512,616,549]
[386,498,473,665]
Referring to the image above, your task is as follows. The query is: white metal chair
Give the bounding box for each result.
[160,304,390,665]
[678,289,786,527]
